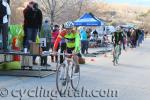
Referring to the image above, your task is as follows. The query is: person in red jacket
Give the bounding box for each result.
[51,25,60,62]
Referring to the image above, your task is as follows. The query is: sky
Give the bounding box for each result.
[104,0,150,7]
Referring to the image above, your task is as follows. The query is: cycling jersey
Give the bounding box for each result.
[54,29,81,52]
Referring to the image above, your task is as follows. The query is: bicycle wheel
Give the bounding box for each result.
[71,64,80,91]
[56,63,68,95]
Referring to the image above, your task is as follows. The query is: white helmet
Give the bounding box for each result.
[116,26,121,31]
[64,21,74,29]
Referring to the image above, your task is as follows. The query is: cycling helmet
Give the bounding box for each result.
[63,21,74,29]
[116,26,120,30]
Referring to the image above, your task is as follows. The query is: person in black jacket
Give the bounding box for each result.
[23,2,43,65]
[32,3,43,65]
[23,2,34,48]
[33,3,43,31]
[23,1,34,48]
[0,0,11,51]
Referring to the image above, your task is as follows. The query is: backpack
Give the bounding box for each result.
[0,1,7,24]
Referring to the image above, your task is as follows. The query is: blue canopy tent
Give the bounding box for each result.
[74,13,104,26]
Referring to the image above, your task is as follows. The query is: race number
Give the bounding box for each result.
[40,38,46,47]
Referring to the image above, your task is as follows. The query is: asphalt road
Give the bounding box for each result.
[0,38,150,100]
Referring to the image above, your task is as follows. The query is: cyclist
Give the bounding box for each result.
[53,21,81,73]
[112,27,123,63]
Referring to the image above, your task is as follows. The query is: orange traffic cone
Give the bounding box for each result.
[91,59,95,61]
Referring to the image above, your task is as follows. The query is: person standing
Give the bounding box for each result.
[23,2,43,65]
[51,25,59,62]
[32,3,43,32]
[60,24,66,64]
[23,1,35,48]
[32,2,43,65]
[130,29,137,48]
[86,28,91,54]
[141,29,145,41]
[127,29,131,47]
[23,2,34,48]
[79,27,88,54]
[40,19,51,66]
[103,34,108,47]
[121,29,127,50]
[137,29,142,47]
[0,0,11,51]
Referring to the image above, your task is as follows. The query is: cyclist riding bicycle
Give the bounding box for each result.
[112,27,123,47]
[53,21,81,73]
[112,27,123,63]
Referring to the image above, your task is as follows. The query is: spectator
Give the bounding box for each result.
[93,29,98,41]
[141,29,145,41]
[122,29,127,50]
[23,1,34,48]
[127,29,131,47]
[103,34,108,47]
[23,2,34,48]
[60,24,66,64]
[0,0,11,51]
[79,27,88,54]
[137,29,142,46]
[40,19,51,66]
[32,2,43,65]
[145,31,148,38]
[86,28,91,53]
[51,25,59,62]
[33,3,43,32]
[23,2,43,65]
[130,29,137,48]
[135,29,140,47]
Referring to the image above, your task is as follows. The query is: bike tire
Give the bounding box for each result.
[71,64,80,91]
[56,63,68,95]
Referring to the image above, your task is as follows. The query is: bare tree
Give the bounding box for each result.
[39,0,88,25]
[39,0,69,25]
[10,0,28,24]
[9,0,99,24]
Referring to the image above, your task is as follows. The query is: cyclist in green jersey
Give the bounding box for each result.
[53,21,81,73]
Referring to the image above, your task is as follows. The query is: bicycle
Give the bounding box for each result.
[55,52,80,95]
[113,44,121,66]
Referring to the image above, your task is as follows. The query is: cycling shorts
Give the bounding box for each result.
[67,47,75,54]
